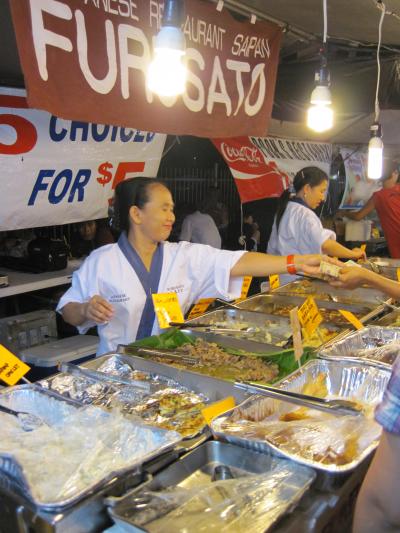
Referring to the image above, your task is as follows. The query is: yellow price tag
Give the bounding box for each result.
[0,345,30,386]
[201,396,236,425]
[360,244,366,252]
[187,298,215,320]
[397,268,400,282]
[339,310,364,330]
[152,293,184,329]
[298,297,323,337]
[240,276,252,299]
[269,274,280,290]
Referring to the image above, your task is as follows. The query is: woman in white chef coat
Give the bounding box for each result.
[58,178,326,355]
[267,166,365,282]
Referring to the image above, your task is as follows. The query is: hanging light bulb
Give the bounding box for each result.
[307,52,334,132]
[368,123,384,180]
[367,3,386,180]
[147,0,186,97]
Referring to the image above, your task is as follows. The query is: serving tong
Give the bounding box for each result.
[235,381,363,416]
[135,347,198,366]
[169,321,258,334]
[375,297,400,312]
[0,404,48,431]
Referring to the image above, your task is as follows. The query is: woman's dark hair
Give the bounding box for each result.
[275,166,328,230]
[112,177,167,232]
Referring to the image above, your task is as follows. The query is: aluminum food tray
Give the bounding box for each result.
[367,257,400,280]
[211,360,390,474]
[0,385,181,511]
[185,307,293,344]
[84,352,250,405]
[318,326,400,369]
[108,441,315,533]
[272,279,391,307]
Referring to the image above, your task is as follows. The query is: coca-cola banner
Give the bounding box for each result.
[213,136,332,203]
[0,87,165,230]
[9,0,282,138]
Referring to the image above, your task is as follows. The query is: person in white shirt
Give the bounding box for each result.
[179,205,221,248]
[267,167,366,282]
[58,177,326,355]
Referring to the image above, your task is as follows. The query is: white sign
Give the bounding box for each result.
[0,87,166,230]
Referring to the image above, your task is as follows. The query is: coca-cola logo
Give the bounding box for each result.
[220,142,263,164]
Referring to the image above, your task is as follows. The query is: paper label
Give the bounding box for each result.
[269,274,280,290]
[187,298,215,320]
[298,297,323,337]
[339,310,364,330]
[360,244,367,252]
[235,276,253,303]
[397,268,400,282]
[152,293,184,329]
[0,345,30,385]
[290,307,303,362]
[201,396,236,425]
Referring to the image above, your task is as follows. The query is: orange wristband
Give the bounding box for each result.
[287,254,297,275]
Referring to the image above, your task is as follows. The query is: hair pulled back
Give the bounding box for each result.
[112,177,167,232]
[275,166,328,230]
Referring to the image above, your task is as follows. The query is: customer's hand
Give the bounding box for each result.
[329,266,371,290]
[84,295,114,324]
[295,255,343,276]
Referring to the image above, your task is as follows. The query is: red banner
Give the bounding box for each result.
[9,0,282,138]
[213,136,332,203]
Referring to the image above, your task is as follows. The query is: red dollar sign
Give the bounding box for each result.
[97,161,113,186]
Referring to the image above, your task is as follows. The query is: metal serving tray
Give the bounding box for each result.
[185,307,292,343]
[272,279,391,307]
[367,257,400,280]
[0,385,181,512]
[318,326,400,369]
[212,360,390,475]
[108,441,315,533]
[84,352,250,405]
[236,293,374,318]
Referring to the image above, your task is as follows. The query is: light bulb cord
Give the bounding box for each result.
[375,3,386,123]
[323,0,327,43]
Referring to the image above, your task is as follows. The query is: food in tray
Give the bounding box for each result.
[43,360,208,438]
[174,339,279,382]
[353,341,400,365]
[217,372,380,468]
[319,260,341,278]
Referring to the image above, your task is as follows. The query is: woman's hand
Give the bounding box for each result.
[351,247,367,261]
[84,295,114,324]
[295,255,343,276]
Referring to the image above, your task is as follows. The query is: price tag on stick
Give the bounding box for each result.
[397,268,400,282]
[201,397,236,425]
[0,345,30,386]
[290,307,303,364]
[152,293,184,329]
[235,276,253,303]
[297,297,323,338]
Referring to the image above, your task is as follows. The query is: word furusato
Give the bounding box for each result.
[30,0,270,117]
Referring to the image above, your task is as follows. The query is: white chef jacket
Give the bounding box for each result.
[267,201,336,283]
[57,241,245,355]
[179,211,222,249]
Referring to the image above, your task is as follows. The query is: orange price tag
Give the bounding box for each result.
[269,274,280,290]
[187,298,215,320]
[397,268,400,282]
[360,244,367,252]
[201,396,236,425]
[339,310,364,330]
[0,345,30,386]
[152,293,184,329]
[298,297,323,338]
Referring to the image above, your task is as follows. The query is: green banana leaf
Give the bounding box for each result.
[129,328,314,383]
